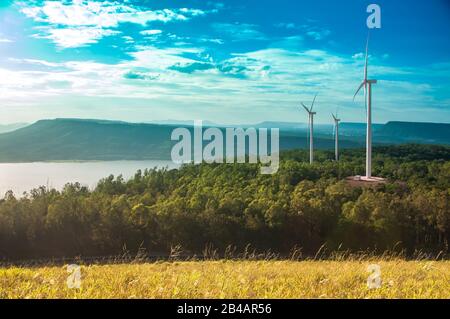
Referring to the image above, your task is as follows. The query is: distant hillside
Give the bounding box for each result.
[0,119,361,162]
[0,119,177,162]
[376,121,450,144]
[148,119,219,127]
[340,122,384,137]
[0,123,29,134]
[0,119,448,162]
[252,121,308,130]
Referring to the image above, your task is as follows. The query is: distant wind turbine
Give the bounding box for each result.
[332,112,341,161]
[353,34,377,179]
[301,93,318,164]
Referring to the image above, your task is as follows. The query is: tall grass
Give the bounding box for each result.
[0,249,448,299]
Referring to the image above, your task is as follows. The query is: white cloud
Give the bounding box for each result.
[128,46,201,70]
[274,22,331,41]
[306,29,331,40]
[198,38,224,45]
[140,30,162,36]
[212,23,267,41]
[179,8,205,17]
[21,1,205,27]
[8,58,62,68]
[34,27,121,48]
[0,38,13,43]
[1,45,449,124]
[274,22,300,30]
[20,1,208,48]
[122,36,134,44]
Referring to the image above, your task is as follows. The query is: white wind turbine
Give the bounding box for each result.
[332,112,341,161]
[353,34,377,180]
[301,93,318,164]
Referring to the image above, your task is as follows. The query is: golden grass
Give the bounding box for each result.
[1,260,449,299]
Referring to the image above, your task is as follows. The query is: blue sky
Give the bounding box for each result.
[0,0,449,124]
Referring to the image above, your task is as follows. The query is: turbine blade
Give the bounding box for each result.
[353,81,365,101]
[331,113,336,121]
[301,102,310,113]
[364,32,370,81]
[310,93,318,112]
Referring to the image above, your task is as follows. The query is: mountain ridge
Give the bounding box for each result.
[0,118,448,162]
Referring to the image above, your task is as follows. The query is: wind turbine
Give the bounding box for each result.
[332,112,340,161]
[353,34,377,180]
[301,93,318,164]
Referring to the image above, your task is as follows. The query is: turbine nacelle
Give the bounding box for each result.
[331,113,340,123]
[300,93,318,114]
[301,102,315,115]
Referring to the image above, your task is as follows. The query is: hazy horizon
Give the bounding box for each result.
[1,117,450,127]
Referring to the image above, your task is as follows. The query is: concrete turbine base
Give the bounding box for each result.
[345,176,387,187]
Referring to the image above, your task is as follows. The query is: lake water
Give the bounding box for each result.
[0,161,179,196]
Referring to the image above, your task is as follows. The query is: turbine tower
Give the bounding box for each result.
[301,93,318,164]
[353,35,377,179]
[332,113,340,161]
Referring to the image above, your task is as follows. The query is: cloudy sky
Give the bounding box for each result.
[0,0,449,124]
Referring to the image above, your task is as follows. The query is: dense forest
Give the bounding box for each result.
[0,144,448,260]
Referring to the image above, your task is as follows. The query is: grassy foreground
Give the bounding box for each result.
[1,260,449,299]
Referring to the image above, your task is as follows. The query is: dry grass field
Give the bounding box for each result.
[1,259,449,299]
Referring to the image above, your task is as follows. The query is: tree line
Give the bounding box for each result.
[0,144,448,259]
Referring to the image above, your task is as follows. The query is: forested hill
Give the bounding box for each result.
[0,119,178,162]
[0,145,448,259]
[0,118,448,162]
[377,121,450,144]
